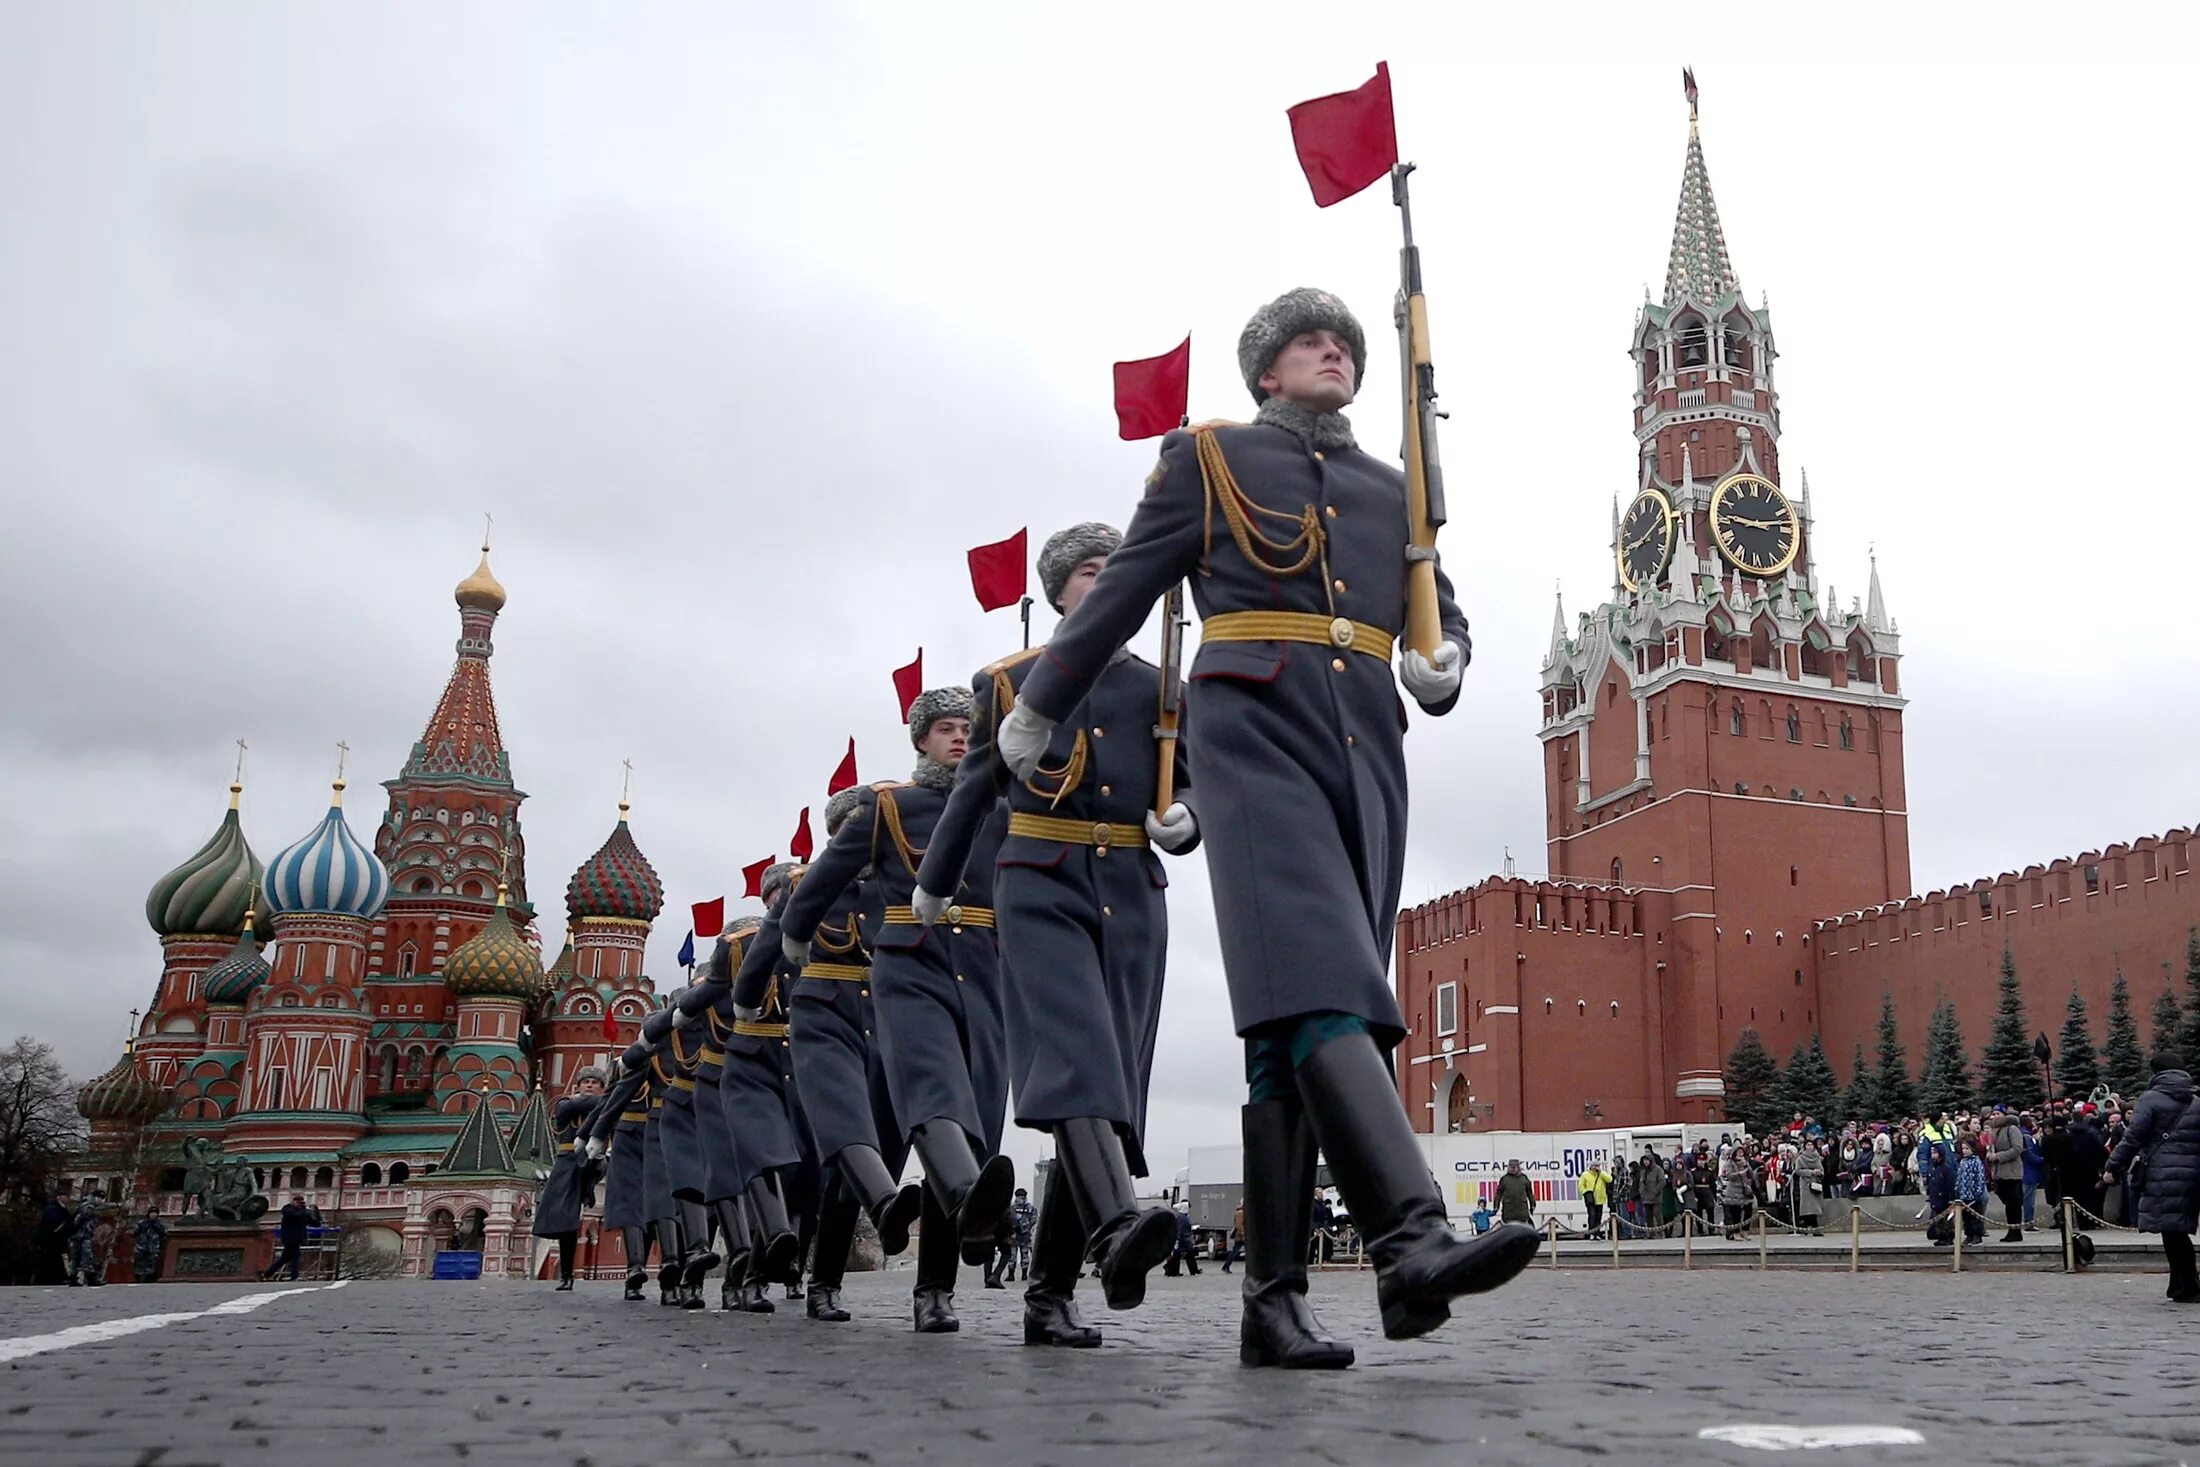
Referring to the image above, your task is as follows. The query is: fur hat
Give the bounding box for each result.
[571,1065,608,1089]
[907,685,975,748]
[1037,522,1122,611]
[1237,287,1367,402]
[760,862,801,908]
[823,785,866,836]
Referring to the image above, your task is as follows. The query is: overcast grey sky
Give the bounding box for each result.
[4,4,2195,1180]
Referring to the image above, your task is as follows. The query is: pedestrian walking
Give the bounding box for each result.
[132,1206,167,1284]
[260,1196,317,1281]
[1495,1160,1534,1226]
[2103,1054,2199,1302]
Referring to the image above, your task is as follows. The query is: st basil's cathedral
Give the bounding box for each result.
[73,547,664,1279]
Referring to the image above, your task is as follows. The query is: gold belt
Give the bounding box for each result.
[620,1110,645,1123]
[699,1046,724,1064]
[885,904,996,928]
[557,1142,575,1154]
[669,1076,695,1091]
[802,962,870,981]
[1007,812,1149,850]
[1201,610,1393,661]
[733,1020,790,1037]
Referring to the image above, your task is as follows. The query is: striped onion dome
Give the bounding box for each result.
[263,781,391,919]
[146,783,272,938]
[200,918,272,1004]
[77,1045,168,1123]
[565,803,663,924]
[444,884,546,1000]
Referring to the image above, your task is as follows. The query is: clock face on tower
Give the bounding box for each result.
[1617,488,1675,592]
[1708,473,1800,577]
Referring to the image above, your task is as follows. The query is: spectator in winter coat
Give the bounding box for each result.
[2104,1056,2200,1303]
[1718,1148,1754,1238]
[1794,1144,1826,1234]
[2021,1120,2045,1225]
[1955,1141,1989,1245]
[1579,1163,1610,1237]
[1495,1160,1535,1225]
[2067,1114,2110,1228]
[1922,1146,1957,1246]
[1987,1107,2027,1242]
[1610,1157,1637,1233]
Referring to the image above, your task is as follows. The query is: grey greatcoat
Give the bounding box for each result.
[779,781,1007,1152]
[655,1033,710,1204]
[775,874,904,1169]
[531,1096,598,1238]
[689,1004,748,1204]
[592,1051,653,1230]
[715,913,809,1189]
[640,1076,676,1222]
[1016,421,1469,1044]
[917,646,1192,1176]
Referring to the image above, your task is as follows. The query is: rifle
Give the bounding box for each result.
[1392,162,1448,658]
[1153,581,1187,815]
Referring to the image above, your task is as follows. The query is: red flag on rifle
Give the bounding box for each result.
[690,896,725,943]
[1286,61,1398,207]
[827,739,858,795]
[741,856,775,900]
[600,998,620,1041]
[789,808,814,861]
[892,652,924,719]
[1113,336,1191,441]
[967,529,1028,612]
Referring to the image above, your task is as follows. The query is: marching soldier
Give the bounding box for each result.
[655,988,723,1310]
[998,289,1540,1368]
[776,688,1014,1333]
[584,1040,657,1301]
[678,920,762,1310]
[533,1065,606,1290]
[916,522,1195,1348]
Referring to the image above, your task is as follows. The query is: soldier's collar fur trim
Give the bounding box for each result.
[910,755,957,790]
[1256,396,1357,451]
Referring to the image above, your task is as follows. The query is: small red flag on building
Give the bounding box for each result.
[690,896,725,943]
[600,998,620,1042]
[892,651,924,719]
[966,529,1028,612]
[1113,336,1191,441]
[789,807,814,861]
[1286,61,1398,208]
[741,856,775,900]
[826,738,858,795]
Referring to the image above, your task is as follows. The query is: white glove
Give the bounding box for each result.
[1398,639,1464,705]
[734,1001,764,1023]
[585,1137,606,1162]
[676,1005,706,1029]
[997,702,1054,780]
[912,886,949,925]
[780,932,807,967]
[1144,802,1198,854]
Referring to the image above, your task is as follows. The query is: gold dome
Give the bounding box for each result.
[455,549,507,612]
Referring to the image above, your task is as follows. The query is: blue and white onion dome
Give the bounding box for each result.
[262,777,391,919]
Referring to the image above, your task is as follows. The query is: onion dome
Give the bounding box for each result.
[263,779,391,919]
[454,547,506,612]
[77,1044,168,1124]
[566,801,664,924]
[200,914,272,1004]
[445,884,546,1000]
[146,781,270,938]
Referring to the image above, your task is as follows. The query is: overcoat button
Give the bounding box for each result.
[1313,450,1326,461]
[1100,784,1112,797]
[1334,578,1348,594]
[1331,658,1347,672]
[1325,505,1339,519]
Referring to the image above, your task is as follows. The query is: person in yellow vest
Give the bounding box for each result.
[1579,1162,1611,1236]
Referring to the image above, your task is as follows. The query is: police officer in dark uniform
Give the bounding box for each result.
[534,1065,606,1290]
[777,689,1014,1333]
[1000,289,1541,1368]
[917,522,1195,1348]
[584,1040,657,1301]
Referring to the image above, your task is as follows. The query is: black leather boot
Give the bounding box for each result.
[911,1120,1014,1249]
[621,1226,649,1301]
[912,1188,960,1333]
[739,1241,776,1314]
[836,1143,922,1256]
[746,1174,802,1283]
[806,1181,858,1322]
[555,1234,576,1290]
[1296,1035,1540,1341]
[677,1199,720,1295]
[710,1198,751,1310]
[1055,1118,1177,1311]
[654,1213,685,1305]
[1023,1171,1101,1348]
[1238,1099,1353,1369]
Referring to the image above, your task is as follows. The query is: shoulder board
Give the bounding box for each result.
[1186,418,1248,435]
[981,646,1045,678]
[872,781,911,793]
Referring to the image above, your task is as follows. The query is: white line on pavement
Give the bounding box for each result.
[1700,1425,1928,1451]
[0,1279,348,1363]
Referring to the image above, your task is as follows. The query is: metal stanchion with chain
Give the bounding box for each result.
[1682,1206,1694,1269]
[1849,1203,1861,1272]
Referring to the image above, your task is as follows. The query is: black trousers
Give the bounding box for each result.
[1584,1201,1604,1235]
[2163,1231,2197,1297]
[263,1241,301,1280]
[1994,1180,2025,1233]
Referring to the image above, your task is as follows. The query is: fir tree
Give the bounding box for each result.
[1916,998,1974,1118]
[2150,975,2182,1059]
[1777,1033,1839,1127]
[1870,989,1917,1121]
[2103,968,2147,1100]
[1979,946,2045,1109]
[2177,928,2200,1066]
[1723,1027,1780,1136]
[1841,1041,1874,1125]
[2052,981,2099,1100]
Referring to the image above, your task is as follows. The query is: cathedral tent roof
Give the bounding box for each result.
[437,1096,517,1176]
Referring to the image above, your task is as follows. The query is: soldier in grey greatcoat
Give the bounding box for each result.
[1000,288,1541,1368]
[533,1066,606,1290]
[777,688,1014,1334]
[584,1041,656,1300]
[916,522,1196,1348]
[649,1001,720,1310]
[677,927,761,1310]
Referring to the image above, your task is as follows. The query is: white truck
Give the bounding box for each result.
[1424,1130,1621,1235]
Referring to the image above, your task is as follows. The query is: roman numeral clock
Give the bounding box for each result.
[1708,472,1800,577]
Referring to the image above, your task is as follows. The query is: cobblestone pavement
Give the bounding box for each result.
[2,1264,2194,1466]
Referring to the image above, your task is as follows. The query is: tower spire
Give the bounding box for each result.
[1866,550,1891,632]
[1549,585,1569,657]
[1664,70,1740,309]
